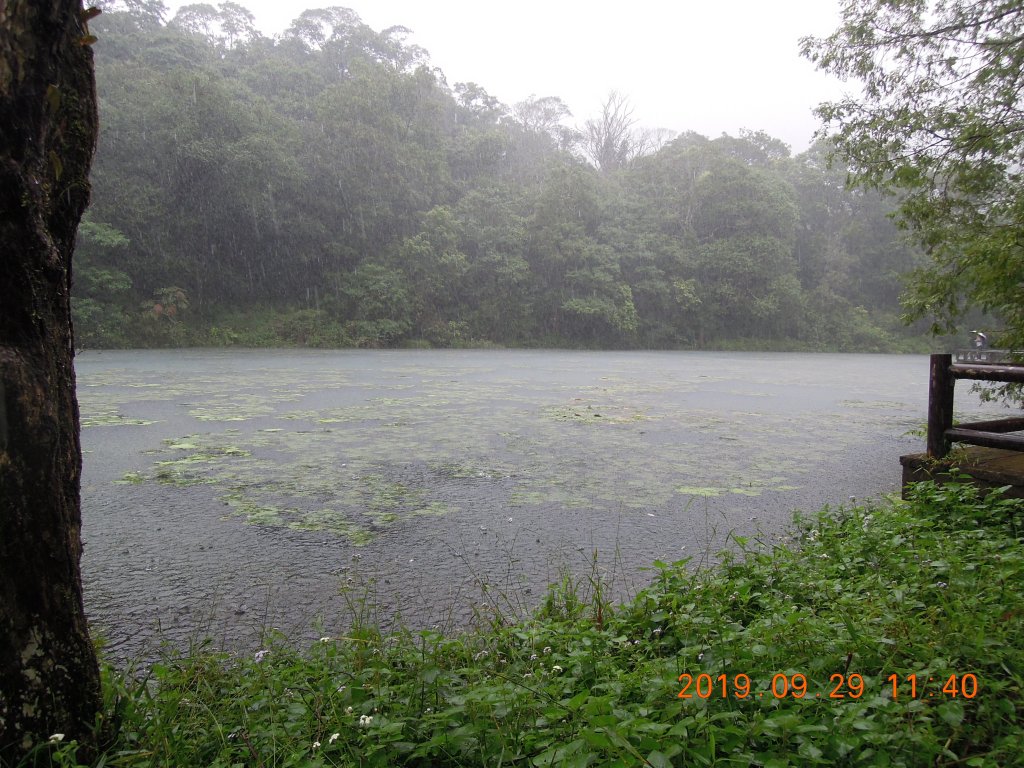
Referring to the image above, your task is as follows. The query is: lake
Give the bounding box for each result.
[77,349,997,661]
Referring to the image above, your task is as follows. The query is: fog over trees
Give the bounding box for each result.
[76,1,927,351]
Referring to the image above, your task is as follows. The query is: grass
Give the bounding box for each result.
[33,480,1024,767]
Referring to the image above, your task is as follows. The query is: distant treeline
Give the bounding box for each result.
[77,2,928,350]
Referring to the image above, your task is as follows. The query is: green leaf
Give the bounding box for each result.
[937,701,965,727]
[644,750,673,768]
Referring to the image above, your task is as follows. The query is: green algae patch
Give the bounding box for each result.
[77,365,351,428]
[123,429,457,543]
[431,460,511,480]
[413,501,450,517]
[223,496,285,527]
[840,399,908,410]
[165,439,200,450]
[79,400,158,427]
[544,401,646,425]
[729,487,762,497]
[288,512,373,545]
[509,490,551,506]
[151,443,253,487]
[187,398,276,422]
[675,486,724,496]
[355,473,452,527]
[82,415,159,427]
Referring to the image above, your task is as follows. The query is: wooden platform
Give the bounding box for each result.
[900,446,1024,499]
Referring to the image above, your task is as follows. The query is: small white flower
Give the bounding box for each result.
[936,581,948,588]
[523,672,533,678]
[652,628,662,636]
[312,740,321,750]
[320,636,331,643]
[328,733,340,744]
[359,715,373,728]
[254,649,268,662]
[48,734,64,743]
[697,653,704,661]
[425,707,433,713]
[552,665,563,673]
[345,706,354,715]
[530,653,538,660]
[543,646,552,654]
[474,650,488,660]
[336,685,346,693]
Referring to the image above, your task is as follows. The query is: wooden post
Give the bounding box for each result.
[927,353,954,458]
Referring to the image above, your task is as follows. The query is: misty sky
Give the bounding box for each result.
[159,0,850,153]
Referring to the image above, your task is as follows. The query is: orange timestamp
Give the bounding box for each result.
[677,672,980,700]
[887,673,979,699]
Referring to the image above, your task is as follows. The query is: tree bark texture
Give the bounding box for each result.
[0,0,101,762]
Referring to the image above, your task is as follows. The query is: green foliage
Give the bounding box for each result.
[333,263,414,346]
[49,483,1024,767]
[78,4,935,352]
[272,309,352,348]
[803,0,1024,353]
[72,219,134,347]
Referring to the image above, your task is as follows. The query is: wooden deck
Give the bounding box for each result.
[900,446,1024,499]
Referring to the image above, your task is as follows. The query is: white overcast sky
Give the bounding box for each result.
[159,0,850,153]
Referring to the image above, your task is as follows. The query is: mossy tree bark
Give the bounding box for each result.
[0,1,101,762]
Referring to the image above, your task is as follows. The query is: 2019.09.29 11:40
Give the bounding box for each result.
[676,672,980,700]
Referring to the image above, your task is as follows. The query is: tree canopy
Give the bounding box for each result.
[75,1,929,352]
[803,0,1024,349]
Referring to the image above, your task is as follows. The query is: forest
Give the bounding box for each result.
[76,1,930,351]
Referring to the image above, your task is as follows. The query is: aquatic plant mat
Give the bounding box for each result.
[39,481,1024,767]
[81,352,911,543]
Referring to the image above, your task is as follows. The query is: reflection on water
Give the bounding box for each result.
[77,349,997,662]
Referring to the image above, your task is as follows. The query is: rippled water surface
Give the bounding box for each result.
[77,349,998,661]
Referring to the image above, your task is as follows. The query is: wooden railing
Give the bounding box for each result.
[927,352,1024,458]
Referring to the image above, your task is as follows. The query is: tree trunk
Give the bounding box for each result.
[0,1,101,762]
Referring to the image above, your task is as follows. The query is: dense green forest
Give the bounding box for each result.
[76,1,930,351]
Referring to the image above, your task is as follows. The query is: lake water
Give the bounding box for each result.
[77,349,999,661]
